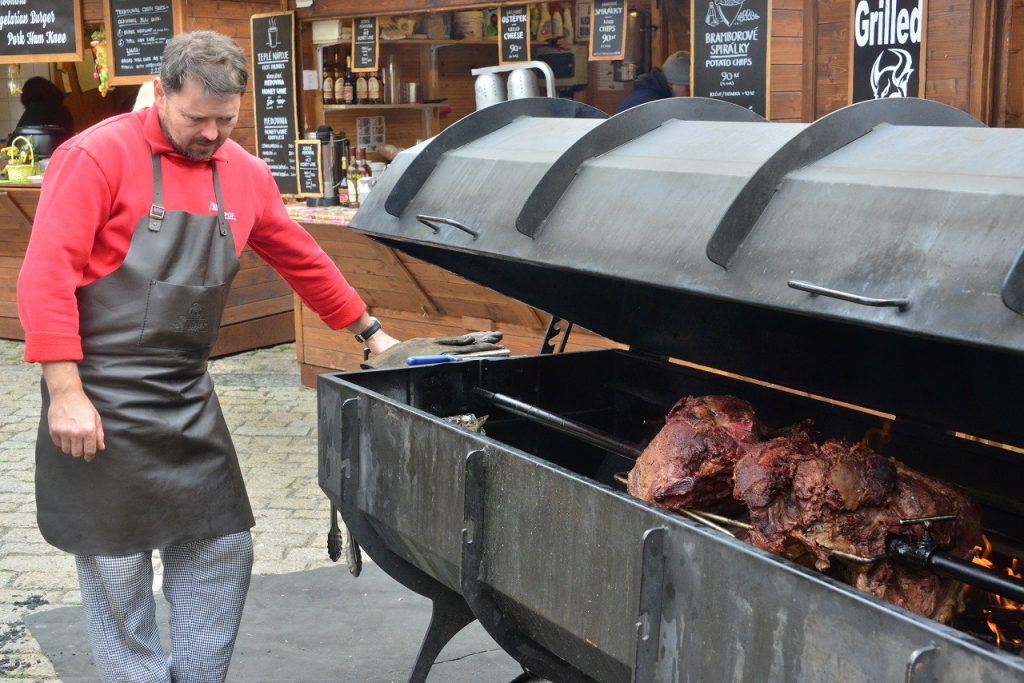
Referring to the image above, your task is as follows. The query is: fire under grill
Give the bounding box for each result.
[317,97,1024,681]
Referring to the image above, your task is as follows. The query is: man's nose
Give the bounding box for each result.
[199,121,219,140]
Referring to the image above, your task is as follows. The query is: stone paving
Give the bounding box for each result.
[0,341,339,682]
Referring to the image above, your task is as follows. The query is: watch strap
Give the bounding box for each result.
[355,317,382,344]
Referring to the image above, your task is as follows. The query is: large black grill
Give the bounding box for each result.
[318,97,1024,682]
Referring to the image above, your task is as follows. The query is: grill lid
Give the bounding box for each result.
[350,97,1024,446]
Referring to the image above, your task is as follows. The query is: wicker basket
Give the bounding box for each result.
[4,136,38,182]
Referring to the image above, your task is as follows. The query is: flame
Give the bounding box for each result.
[971,537,1023,649]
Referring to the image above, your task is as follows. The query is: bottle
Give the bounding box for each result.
[332,48,346,104]
[551,5,564,41]
[359,147,372,178]
[337,153,350,207]
[355,69,368,104]
[562,6,573,44]
[342,56,355,104]
[321,47,335,105]
[368,69,382,104]
[347,150,362,207]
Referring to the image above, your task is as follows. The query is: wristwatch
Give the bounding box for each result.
[354,317,382,344]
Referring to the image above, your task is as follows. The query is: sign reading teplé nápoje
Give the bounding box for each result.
[0,0,82,63]
[499,5,531,65]
[295,140,323,198]
[105,0,181,85]
[849,0,926,103]
[352,16,378,72]
[251,11,299,196]
[589,0,627,61]
[691,0,771,118]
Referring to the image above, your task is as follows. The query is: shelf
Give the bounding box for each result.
[323,103,443,111]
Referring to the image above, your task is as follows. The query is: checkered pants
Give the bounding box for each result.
[75,531,254,683]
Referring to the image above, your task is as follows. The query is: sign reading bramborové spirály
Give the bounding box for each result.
[0,0,83,63]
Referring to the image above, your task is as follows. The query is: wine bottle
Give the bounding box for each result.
[332,48,345,105]
[341,56,355,104]
[368,69,382,105]
[359,147,372,178]
[355,70,368,104]
[347,150,362,207]
[337,154,350,207]
[321,46,335,105]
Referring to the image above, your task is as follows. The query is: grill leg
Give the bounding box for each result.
[408,589,476,683]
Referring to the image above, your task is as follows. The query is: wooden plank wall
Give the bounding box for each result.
[771,0,806,121]
[0,190,37,340]
[1001,0,1024,127]
[294,222,621,386]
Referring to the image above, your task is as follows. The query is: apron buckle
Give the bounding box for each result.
[148,204,166,232]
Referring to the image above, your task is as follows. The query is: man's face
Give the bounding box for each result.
[154,77,240,161]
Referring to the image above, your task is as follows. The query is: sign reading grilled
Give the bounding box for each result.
[499,5,530,65]
[105,0,179,84]
[691,0,770,117]
[589,0,627,61]
[352,16,378,72]
[251,11,299,195]
[295,140,323,198]
[0,0,82,63]
[849,0,925,103]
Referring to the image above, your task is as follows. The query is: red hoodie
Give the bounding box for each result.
[18,107,366,362]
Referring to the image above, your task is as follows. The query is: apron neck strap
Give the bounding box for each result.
[148,151,229,237]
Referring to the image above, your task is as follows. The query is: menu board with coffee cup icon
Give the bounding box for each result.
[104,0,182,84]
[352,17,378,72]
[0,0,82,63]
[499,5,531,65]
[251,11,299,195]
[589,0,627,61]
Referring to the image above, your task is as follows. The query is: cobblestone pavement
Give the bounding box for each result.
[0,341,338,681]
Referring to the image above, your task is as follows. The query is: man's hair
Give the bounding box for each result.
[160,31,248,97]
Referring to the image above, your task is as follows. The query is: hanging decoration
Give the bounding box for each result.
[7,65,21,97]
[90,29,112,97]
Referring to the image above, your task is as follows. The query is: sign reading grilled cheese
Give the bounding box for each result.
[849,0,925,103]
[499,5,530,65]
[0,0,82,63]
[251,11,299,195]
[105,0,181,85]
[352,16,378,72]
[589,0,627,61]
[691,0,770,118]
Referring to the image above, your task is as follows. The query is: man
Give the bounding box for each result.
[17,31,397,682]
[615,50,691,113]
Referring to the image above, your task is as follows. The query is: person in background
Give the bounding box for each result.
[615,50,691,113]
[132,78,156,111]
[17,31,398,683]
[14,76,74,134]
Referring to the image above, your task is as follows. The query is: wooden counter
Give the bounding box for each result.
[287,204,621,388]
[0,184,295,358]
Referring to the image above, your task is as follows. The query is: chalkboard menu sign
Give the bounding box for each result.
[352,17,378,73]
[295,140,323,198]
[589,0,627,61]
[104,0,181,85]
[692,0,771,118]
[849,0,925,103]
[0,0,82,63]
[499,6,531,65]
[251,11,299,196]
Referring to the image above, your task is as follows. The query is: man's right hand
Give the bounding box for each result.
[42,362,105,462]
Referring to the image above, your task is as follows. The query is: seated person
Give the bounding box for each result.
[14,76,74,136]
[615,51,691,113]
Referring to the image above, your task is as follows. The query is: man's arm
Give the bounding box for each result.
[345,312,399,355]
[41,362,105,462]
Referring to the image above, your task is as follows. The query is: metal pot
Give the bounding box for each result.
[10,125,70,159]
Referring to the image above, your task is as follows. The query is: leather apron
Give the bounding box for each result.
[35,153,255,556]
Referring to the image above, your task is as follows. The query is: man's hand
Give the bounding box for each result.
[365,330,400,356]
[42,362,105,462]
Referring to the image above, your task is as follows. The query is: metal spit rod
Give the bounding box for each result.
[888,535,1024,604]
[473,388,644,460]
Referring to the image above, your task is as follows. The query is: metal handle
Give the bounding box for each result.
[416,214,480,239]
[788,280,911,312]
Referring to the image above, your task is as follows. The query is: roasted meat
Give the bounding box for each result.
[734,437,983,622]
[626,395,814,515]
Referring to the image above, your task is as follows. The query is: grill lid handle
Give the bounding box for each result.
[788,280,911,312]
[416,214,480,240]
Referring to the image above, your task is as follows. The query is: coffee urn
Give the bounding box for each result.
[306,125,348,207]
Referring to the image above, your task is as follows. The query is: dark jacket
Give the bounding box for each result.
[615,69,672,113]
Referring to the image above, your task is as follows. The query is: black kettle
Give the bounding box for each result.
[10,125,70,159]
